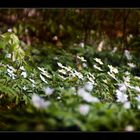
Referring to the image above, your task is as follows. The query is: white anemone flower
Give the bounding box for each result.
[29,78,36,87]
[125,125,134,132]
[73,70,83,80]
[82,63,87,68]
[108,65,118,74]
[87,73,95,84]
[38,67,46,73]
[20,66,26,71]
[7,68,16,79]
[77,88,99,103]
[84,82,93,92]
[94,58,103,65]
[93,64,102,71]
[32,94,51,109]
[57,62,65,69]
[135,76,140,80]
[87,76,95,84]
[79,42,85,48]
[124,50,132,60]
[112,47,117,53]
[78,104,90,115]
[125,71,130,76]
[123,102,131,109]
[7,65,16,72]
[107,72,117,81]
[129,86,140,93]
[77,88,88,96]
[44,87,54,96]
[116,90,128,103]
[21,71,27,78]
[29,78,35,84]
[57,96,61,100]
[118,83,127,92]
[58,74,66,80]
[8,28,12,32]
[64,66,72,72]
[58,69,67,75]
[77,56,87,62]
[123,76,130,83]
[40,74,48,84]
[127,63,136,68]
[38,67,51,79]
[5,53,11,58]
[23,86,28,91]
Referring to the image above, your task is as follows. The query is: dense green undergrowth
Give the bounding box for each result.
[0,32,140,131]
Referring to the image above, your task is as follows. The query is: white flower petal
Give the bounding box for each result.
[21,71,27,78]
[94,58,103,65]
[40,74,48,84]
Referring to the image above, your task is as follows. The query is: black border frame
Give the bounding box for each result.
[0,0,140,8]
[0,0,140,139]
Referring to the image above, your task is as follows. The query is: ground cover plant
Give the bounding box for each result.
[0,32,140,131]
[0,9,140,131]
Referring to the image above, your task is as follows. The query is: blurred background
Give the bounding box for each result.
[0,9,140,53]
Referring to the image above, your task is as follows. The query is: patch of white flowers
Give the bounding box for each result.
[77,82,99,103]
[57,62,84,80]
[38,67,52,84]
[107,65,118,81]
[77,56,87,62]
[38,67,52,79]
[118,83,127,92]
[115,82,131,109]
[93,64,102,71]
[6,65,16,79]
[87,72,95,84]
[29,78,36,87]
[115,82,130,109]
[19,66,27,78]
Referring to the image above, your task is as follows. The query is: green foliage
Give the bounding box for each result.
[0,32,140,131]
[0,32,25,64]
[1,9,140,131]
